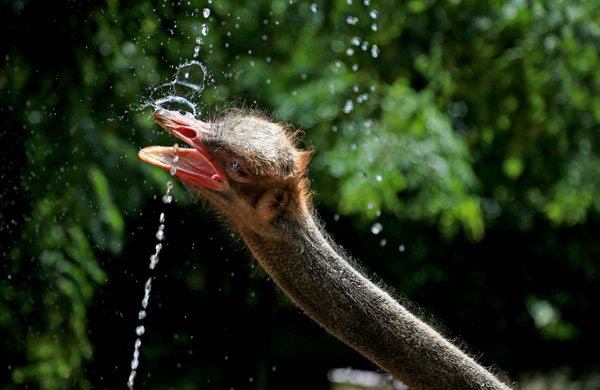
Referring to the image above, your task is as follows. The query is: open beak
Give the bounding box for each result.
[138,109,226,191]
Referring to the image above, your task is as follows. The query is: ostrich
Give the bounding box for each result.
[138,109,511,390]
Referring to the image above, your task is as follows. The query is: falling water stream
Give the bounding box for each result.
[126,179,174,389]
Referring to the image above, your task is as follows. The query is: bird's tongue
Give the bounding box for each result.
[138,110,226,191]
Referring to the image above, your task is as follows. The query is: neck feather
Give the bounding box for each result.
[238,209,509,390]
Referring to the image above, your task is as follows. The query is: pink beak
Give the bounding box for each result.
[138,110,226,191]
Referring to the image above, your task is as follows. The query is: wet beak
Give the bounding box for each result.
[138,109,226,191]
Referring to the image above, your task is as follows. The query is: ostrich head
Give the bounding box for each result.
[138,109,312,236]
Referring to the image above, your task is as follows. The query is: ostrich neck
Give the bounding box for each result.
[239,210,510,390]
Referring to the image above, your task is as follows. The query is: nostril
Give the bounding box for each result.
[174,126,197,139]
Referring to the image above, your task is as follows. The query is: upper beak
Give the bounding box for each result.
[138,109,227,191]
[152,109,212,150]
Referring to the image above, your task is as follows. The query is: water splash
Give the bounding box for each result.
[140,60,208,119]
[174,61,206,97]
[152,95,197,116]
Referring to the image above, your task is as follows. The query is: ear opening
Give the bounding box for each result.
[256,187,291,221]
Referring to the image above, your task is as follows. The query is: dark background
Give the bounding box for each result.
[1,0,599,389]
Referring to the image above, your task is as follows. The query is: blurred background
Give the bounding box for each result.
[1,0,600,389]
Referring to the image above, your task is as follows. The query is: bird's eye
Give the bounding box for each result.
[226,159,251,182]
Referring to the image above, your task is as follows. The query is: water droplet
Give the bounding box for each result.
[347,0,352,4]
[170,165,177,176]
[371,222,383,235]
[138,310,147,320]
[310,3,317,13]
[142,292,150,308]
[136,325,145,336]
[399,244,406,252]
[131,357,139,370]
[351,36,361,46]
[149,255,158,270]
[159,213,165,223]
[370,10,378,19]
[145,277,152,290]
[333,213,340,221]
[155,243,163,253]
[346,48,355,56]
[353,85,359,92]
[364,0,370,5]
[380,238,387,247]
[361,41,369,51]
[195,36,204,45]
[376,174,382,182]
[352,64,358,71]
[343,100,354,113]
[371,23,378,31]
[346,16,358,25]
[203,8,210,18]
[127,370,136,389]
[367,201,375,209]
[371,45,380,58]
[135,338,142,348]
[201,24,209,36]
[166,181,174,193]
[156,229,165,241]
